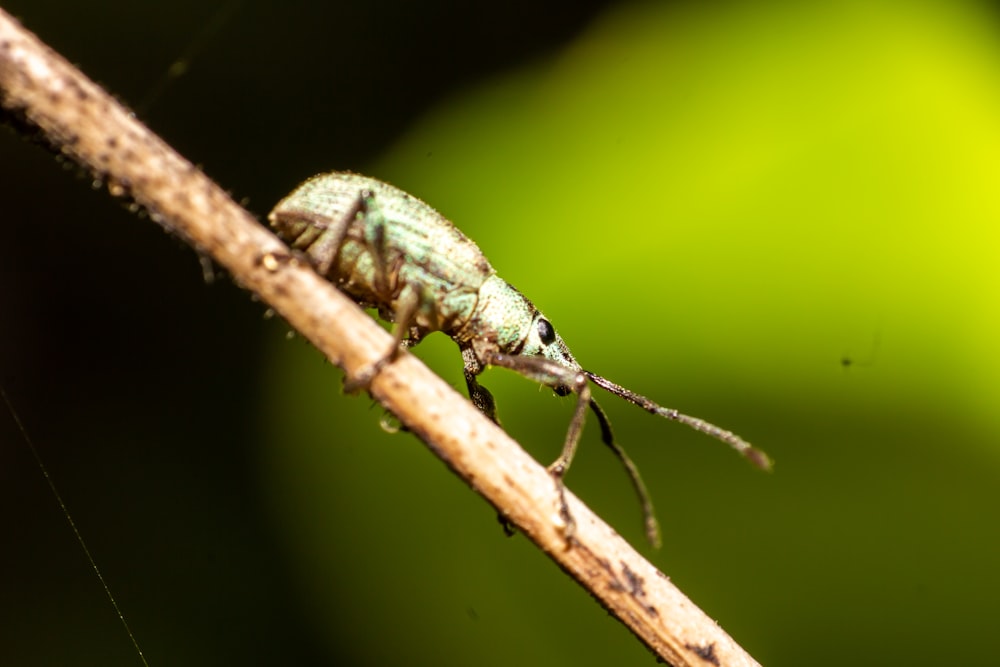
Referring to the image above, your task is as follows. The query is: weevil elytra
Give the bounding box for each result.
[268,172,771,547]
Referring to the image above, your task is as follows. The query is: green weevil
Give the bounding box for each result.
[269,171,771,547]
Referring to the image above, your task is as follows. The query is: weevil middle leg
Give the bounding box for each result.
[479,352,661,547]
[337,191,444,392]
[342,281,425,392]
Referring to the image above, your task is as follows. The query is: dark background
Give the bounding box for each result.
[5,1,1000,666]
[0,1,618,665]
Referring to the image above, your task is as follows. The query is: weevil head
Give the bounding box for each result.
[524,312,581,396]
[465,276,582,393]
[519,311,579,374]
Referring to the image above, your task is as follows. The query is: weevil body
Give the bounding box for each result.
[269,172,770,546]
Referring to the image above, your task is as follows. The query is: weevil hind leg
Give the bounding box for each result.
[342,189,442,393]
[269,196,364,278]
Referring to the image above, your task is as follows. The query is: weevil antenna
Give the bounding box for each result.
[584,372,773,471]
[587,398,661,548]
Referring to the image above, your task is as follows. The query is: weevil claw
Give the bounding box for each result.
[497,513,517,537]
[545,469,577,547]
[344,341,404,394]
[343,360,382,394]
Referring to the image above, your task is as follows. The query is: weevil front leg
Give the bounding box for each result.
[269,193,365,277]
[473,351,591,543]
[462,348,588,461]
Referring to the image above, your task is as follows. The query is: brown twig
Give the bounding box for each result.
[0,9,760,666]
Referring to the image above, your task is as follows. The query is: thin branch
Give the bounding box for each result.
[0,9,760,666]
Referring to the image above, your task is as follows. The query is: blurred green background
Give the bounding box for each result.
[3,0,1000,665]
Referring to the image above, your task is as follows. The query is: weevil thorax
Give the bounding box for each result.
[462,274,581,374]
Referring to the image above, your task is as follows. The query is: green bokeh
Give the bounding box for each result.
[261,1,1000,665]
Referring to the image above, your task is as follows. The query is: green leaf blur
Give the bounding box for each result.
[262,2,1000,665]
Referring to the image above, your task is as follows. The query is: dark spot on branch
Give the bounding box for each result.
[685,642,720,666]
[621,563,645,597]
[272,281,289,299]
[621,562,657,617]
[596,557,626,592]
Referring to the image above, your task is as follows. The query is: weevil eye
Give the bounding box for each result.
[537,318,556,345]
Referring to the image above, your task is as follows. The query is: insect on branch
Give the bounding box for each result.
[0,10,764,666]
[268,172,772,550]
